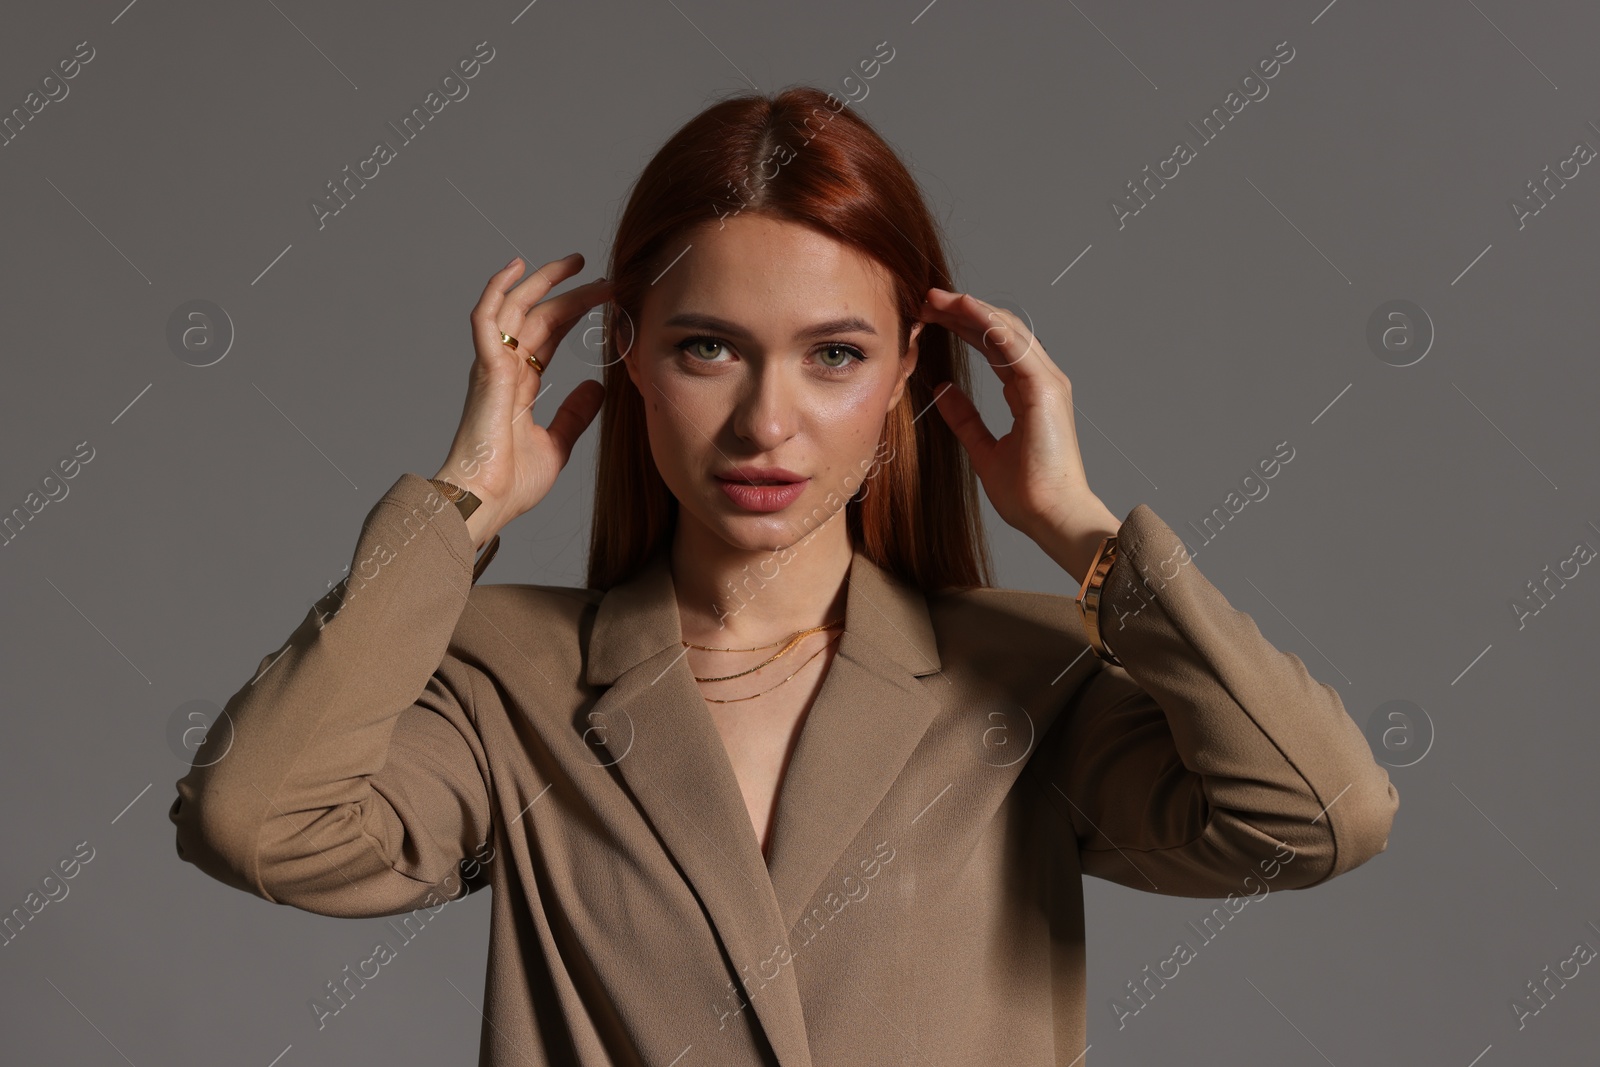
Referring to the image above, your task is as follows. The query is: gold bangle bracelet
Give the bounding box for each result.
[1075,534,1123,667]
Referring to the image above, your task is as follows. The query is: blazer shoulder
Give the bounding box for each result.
[444,580,600,673]
[472,578,600,609]
[926,583,1088,664]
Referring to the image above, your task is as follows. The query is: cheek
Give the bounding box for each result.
[645,378,716,433]
[637,374,720,472]
[815,380,893,443]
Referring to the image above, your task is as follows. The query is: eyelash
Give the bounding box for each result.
[673,334,868,377]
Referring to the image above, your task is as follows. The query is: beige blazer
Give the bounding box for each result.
[170,472,1397,1066]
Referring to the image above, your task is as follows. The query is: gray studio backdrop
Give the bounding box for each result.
[3,0,1597,1063]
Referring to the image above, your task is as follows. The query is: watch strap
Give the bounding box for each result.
[470,534,500,584]
[427,477,498,583]
[427,477,482,521]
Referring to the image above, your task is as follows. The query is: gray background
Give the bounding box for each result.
[2,0,1597,1063]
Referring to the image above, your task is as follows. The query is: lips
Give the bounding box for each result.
[715,466,804,485]
[715,473,810,513]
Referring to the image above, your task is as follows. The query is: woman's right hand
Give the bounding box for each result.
[432,252,612,549]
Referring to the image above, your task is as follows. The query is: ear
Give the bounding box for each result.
[622,343,641,392]
[616,302,647,393]
[888,320,923,409]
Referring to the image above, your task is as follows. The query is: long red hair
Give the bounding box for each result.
[586,86,992,594]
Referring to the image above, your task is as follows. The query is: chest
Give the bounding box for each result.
[696,642,839,859]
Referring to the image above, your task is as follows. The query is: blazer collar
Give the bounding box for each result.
[585,542,942,687]
[579,542,945,1067]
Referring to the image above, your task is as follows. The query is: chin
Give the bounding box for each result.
[712,517,801,554]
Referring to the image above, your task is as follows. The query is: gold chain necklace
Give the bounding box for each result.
[695,631,844,703]
[684,617,845,702]
[684,618,844,682]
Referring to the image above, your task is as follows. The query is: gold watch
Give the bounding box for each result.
[1075,534,1123,666]
[427,478,499,582]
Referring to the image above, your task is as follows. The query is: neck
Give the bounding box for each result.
[669,514,855,646]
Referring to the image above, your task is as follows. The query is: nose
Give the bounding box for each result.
[730,359,801,451]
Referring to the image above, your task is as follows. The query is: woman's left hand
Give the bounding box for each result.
[921,287,1122,580]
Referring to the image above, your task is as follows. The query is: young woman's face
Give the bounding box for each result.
[625,213,922,554]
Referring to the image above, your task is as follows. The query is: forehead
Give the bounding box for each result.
[642,214,898,327]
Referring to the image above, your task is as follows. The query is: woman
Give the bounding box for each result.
[170,86,1397,1065]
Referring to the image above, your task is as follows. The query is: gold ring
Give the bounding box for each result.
[525,353,547,374]
[499,331,519,351]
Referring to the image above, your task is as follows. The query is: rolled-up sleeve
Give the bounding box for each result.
[1051,503,1398,896]
[169,473,495,918]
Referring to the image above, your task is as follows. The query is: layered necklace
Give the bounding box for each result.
[685,618,845,704]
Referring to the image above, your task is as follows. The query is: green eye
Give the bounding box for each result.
[672,335,868,377]
[676,336,727,362]
[813,343,868,378]
[818,343,864,369]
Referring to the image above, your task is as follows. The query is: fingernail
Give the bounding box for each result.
[505,256,520,270]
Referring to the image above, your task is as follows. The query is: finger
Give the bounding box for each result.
[542,379,607,470]
[506,277,613,360]
[512,304,594,418]
[920,290,1042,382]
[530,301,598,369]
[471,252,580,358]
[930,380,996,469]
[919,291,1019,386]
[472,255,525,320]
[962,293,1049,370]
[495,253,589,343]
[470,256,537,354]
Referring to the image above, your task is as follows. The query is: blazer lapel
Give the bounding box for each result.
[582,543,943,1065]
[761,549,945,931]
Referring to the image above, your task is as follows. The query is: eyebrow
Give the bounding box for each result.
[662,312,879,341]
